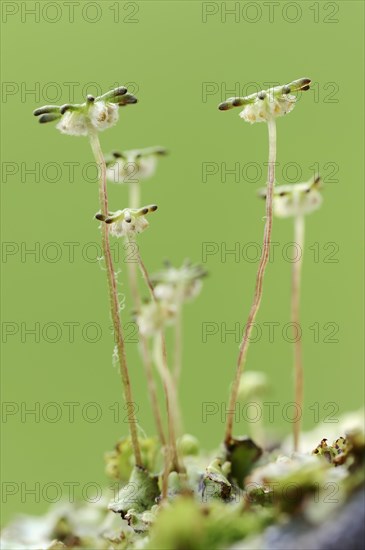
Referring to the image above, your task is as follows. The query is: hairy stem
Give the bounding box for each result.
[89,131,142,468]
[292,214,305,452]
[224,117,277,446]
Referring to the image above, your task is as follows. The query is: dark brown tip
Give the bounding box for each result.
[95,213,106,221]
[119,94,138,106]
[33,107,47,116]
[38,113,59,123]
[218,102,229,111]
[60,104,72,114]
[112,151,124,159]
[299,78,311,91]
[113,86,127,96]
[150,205,158,212]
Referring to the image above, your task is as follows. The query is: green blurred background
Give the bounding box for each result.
[1,0,364,523]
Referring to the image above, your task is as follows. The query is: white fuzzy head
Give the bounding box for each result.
[151,262,206,305]
[137,301,177,336]
[56,110,89,136]
[109,214,149,238]
[89,101,119,132]
[240,91,296,124]
[101,205,158,239]
[270,179,323,218]
[106,154,158,184]
[56,101,119,136]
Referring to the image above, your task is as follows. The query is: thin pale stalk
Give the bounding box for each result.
[161,446,171,500]
[126,252,140,311]
[292,214,305,452]
[251,397,264,447]
[125,239,166,445]
[129,235,182,471]
[224,118,277,446]
[89,131,142,468]
[130,179,140,209]
[126,181,141,335]
[153,332,181,473]
[173,305,183,386]
[139,335,166,446]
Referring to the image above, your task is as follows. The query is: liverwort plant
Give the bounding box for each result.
[259,175,323,451]
[33,87,137,132]
[105,148,167,301]
[97,206,184,486]
[105,147,168,447]
[96,204,166,494]
[33,87,144,468]
[95,204,158,236]
[1,78,360,550]
[218,78,312,448]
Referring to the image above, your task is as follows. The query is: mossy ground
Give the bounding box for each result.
[1,420,364,550]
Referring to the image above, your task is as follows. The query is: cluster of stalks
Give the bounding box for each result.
[33,88,186,494]
[219,78,317,452]
[34,77,319,486]
[91,138,183,488]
